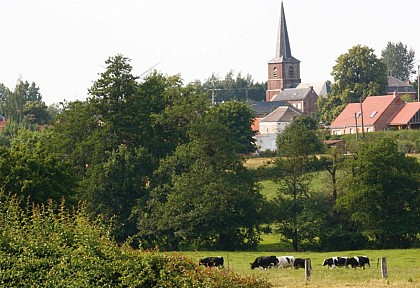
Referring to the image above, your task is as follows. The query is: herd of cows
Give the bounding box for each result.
[198,255,371,270]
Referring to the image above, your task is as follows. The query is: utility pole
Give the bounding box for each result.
[360,96,365,139]
[354,112,359,141]
[413,62,420,102]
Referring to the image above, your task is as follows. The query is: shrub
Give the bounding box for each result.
[0,196,271,288]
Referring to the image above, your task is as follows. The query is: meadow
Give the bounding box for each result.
[175,249,420,288]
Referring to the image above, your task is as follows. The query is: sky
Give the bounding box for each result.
[1,0,419,105]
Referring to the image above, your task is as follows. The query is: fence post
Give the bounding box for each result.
[381,257,388,279]
[305,258,311,281]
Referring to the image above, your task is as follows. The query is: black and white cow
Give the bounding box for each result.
[322,257,348,268]
[199,256,224,267]
[274,256,295,268]
[293,258,306,269]
[346,256,370,269]
[250,256,279,269]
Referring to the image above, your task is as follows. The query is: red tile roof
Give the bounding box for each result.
[389,102,420,125]
[330,95,400,128]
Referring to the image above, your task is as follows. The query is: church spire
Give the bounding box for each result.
[271,1,299,63]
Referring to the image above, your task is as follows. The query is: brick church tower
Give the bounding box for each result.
[266,2,301,101]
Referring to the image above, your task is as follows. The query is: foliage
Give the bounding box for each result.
[381,41,416,81]
[0,80,50,125]
[0,129,77,206]
[317,45,387,123]
[201,71,267,102]
[137,103,264,251]
[0,197,271,288]
[208,101,256,154]
[337,137,420,248]
[272,115,324,251]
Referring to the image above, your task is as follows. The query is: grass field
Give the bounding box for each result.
[172,249,420,287]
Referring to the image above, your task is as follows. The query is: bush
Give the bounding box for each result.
[0,196,271,288]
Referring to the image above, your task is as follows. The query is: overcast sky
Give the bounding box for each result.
[1,0,419,104]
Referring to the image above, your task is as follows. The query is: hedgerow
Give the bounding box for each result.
[0,196,271,288]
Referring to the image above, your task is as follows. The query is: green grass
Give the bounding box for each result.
[259,170,335,200]
[170,249,420,287]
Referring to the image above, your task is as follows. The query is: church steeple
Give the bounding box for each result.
[272,1,299,63]
[266,1,301,101]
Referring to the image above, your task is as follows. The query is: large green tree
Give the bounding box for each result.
[381,41,416,81]
[0,129,77,206]
[317,45,387,123]
[337,137,420,248]
[137,102,264,250]
[272,115,323,251]
[53,55,209,243]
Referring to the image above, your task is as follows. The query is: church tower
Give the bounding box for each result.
[266,2,301,101]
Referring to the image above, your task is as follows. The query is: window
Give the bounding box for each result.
[273,67,277,78]
[369,111,377,118]
[288,66,294,78]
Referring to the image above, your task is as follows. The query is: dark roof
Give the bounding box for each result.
[251,101,289,116]
[386,76,416,94]
[271,88,313,101]
[268,2,299,64]
[260,105,302,122]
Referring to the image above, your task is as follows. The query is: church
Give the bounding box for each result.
[254,2,327,151]
[264,2,324,113]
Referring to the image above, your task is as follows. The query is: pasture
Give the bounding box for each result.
[176,249,420,287]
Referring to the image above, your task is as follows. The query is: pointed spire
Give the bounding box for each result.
[270,2,299,63]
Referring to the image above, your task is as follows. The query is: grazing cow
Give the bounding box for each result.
[199,256,224,268]
[250,256,279,270]
[293,258,306,269]
[322,257,348,268]
[346,256,370,269]
[275,256,295,268]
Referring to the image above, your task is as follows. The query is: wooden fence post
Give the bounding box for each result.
[381,257,388,279]
[305,258,311,281]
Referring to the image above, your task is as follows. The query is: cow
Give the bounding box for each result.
[293,258,307,269]
[199,256,224,268]
[274,256,295,268]
[346,256,370,269]
[322,257,348,268]
[250,256,279,270]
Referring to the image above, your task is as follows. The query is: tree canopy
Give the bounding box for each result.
[381,41,416,81]
[317,45,387,124]
[337,137,420,248]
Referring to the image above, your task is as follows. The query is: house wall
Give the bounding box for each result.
[255,133,278,151]
[259,121,288,134]
[303,90,318,114]
[331,125,375,136]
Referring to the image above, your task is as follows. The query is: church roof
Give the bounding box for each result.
[250,100,289,116]
[271,88,313,101]
[269,2,299,64]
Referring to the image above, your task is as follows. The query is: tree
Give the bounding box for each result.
[337,137,420,248]
[272,115,323,251]
[381,41,416,81]
[207,101,256,154]
[201,71,266,102]
[317,45,387,123]
[137,105,264,250]
[0,80,50,125]
[0,129,77,206]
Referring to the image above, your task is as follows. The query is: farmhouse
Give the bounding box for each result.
[330,93,420,135]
